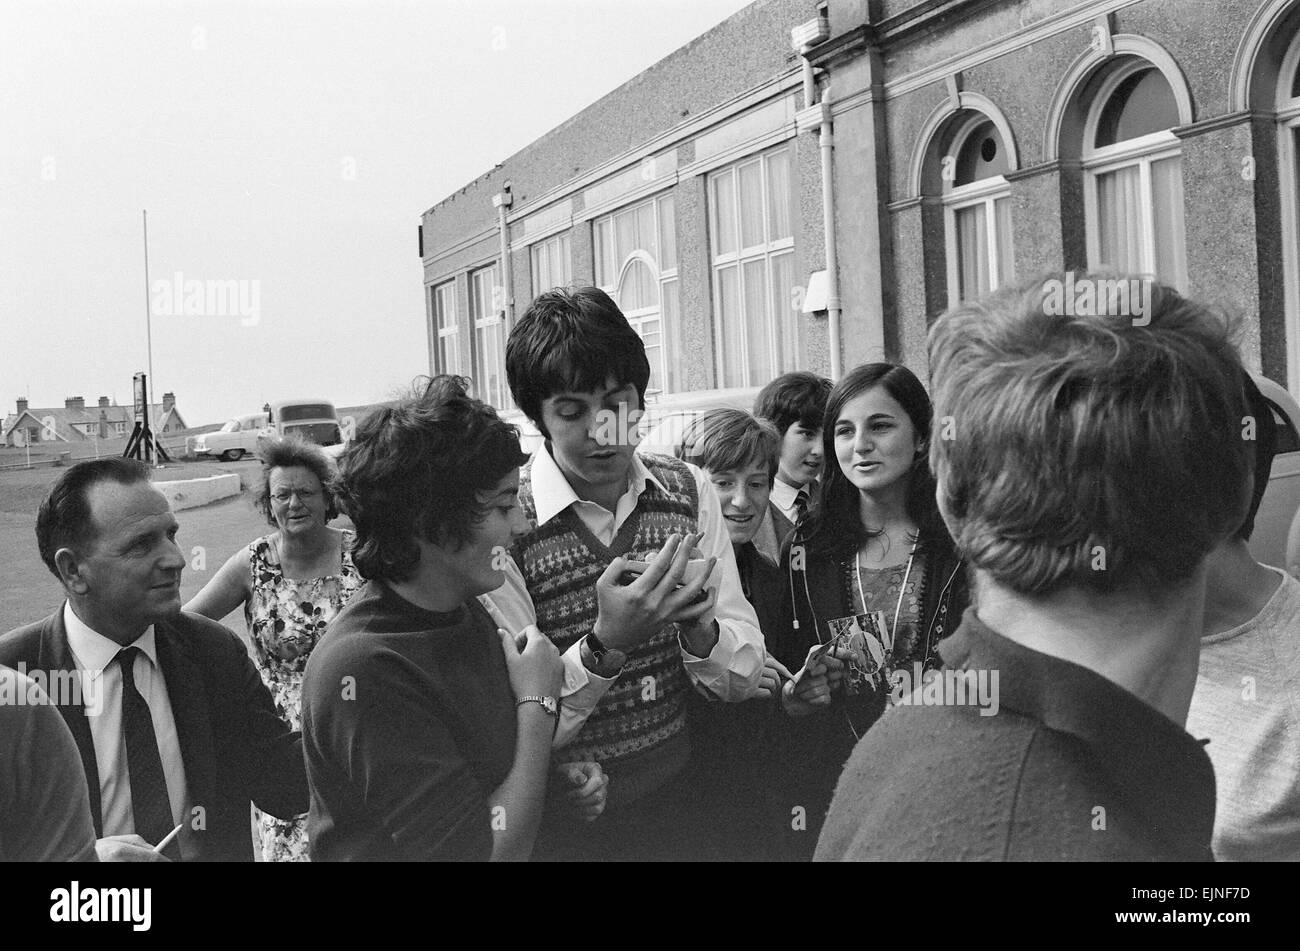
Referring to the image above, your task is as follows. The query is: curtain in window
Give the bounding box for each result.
[994,197,1015,286]
[955,203,989,300]
[1096,164,1143,273]
[739,162,765,248]
[713,173,738,256]
[717,265,743,388]
[767,151,793,242]
[658,196,677,269]
[742,258,771,382]
[1150,156,1186,287]
[769,251,797,371]
[661,278,681,393]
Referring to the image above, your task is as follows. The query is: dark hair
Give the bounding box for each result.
[253,436,340,526]
[799,364,945,559]
[333,375,528,582]
[754,371,833,435]
[1238,372,1279,542]
[675,409,781,483]
[36,457,151,578]
[506,286,650,437]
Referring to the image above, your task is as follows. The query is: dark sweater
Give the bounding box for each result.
[684,542,785,860]
[767,526,969,859]
[0,667,97,862]
[302,581,517,862]
[815,608,1216,861]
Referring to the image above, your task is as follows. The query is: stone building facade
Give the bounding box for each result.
[420,0,1300,405]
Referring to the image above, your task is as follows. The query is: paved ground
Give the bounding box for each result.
[0,477,270,641]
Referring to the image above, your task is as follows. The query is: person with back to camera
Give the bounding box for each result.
[817,273,1252,861]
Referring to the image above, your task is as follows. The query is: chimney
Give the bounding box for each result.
[65,396,84,410]
[163,392,176,411]
[16,397,27,414]
[99,409,109,438]
[98,396,109,408]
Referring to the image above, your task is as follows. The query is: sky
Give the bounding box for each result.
[0,0,754,426]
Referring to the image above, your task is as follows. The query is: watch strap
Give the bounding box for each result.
[516,696,559,717]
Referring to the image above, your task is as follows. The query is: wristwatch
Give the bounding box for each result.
[516,696,560,717]
[585,631,627,670]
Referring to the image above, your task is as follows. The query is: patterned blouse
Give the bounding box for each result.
[245,530,363,862]
[843,552,929,680]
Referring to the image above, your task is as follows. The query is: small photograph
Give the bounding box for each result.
[826,611,891,692]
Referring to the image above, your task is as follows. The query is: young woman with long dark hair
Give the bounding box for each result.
[767,363,969,859]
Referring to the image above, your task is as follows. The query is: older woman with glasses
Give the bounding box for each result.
[186,435,362,861]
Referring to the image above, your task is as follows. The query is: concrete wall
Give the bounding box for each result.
[153,473,242,512]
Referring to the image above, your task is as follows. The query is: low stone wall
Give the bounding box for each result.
[153,473,241,511]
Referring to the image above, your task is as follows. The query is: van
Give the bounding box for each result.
[260,399,345,458]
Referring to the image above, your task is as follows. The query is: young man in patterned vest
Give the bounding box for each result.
[484,286,769,861]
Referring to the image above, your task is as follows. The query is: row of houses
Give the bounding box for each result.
[418,0,1300,408]
[2,395,187,448]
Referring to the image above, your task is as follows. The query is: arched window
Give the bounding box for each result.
[943,116,1015,304]
[594,193,679,393]
[617,256,665,393]
[1083,61,1187,287]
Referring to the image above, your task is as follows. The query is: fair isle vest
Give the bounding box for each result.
[514,452,699,797]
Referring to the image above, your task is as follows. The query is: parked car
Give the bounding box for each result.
[188,413,268,461]
[260,398,345,459]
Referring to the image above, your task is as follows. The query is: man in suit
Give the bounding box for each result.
[0,458,307,862]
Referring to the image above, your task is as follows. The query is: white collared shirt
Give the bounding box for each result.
[63,602,188,841]
[482,445,766,748]
[769,477,805,524]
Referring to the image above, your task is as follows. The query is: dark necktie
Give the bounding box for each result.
[793,489,810,522]
[115,647,177,854]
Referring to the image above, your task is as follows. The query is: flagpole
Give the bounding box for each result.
[142,209,158,467]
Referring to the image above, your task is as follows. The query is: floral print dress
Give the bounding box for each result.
[245,530,363,862]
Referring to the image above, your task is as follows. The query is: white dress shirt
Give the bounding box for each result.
[482,446,766,748]
[63,602,188,841]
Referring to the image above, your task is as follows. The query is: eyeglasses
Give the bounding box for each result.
[270,488,319,504]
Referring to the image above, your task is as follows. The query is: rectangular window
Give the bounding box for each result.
[469,264,510,410]
[432,281,460,376]
[592,192,680,393]
[530,233,572,298]
[707,146,798,387]
[1085,132,1186,290]
[944,180,1014,306]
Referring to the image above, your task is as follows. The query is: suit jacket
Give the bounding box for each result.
[0,606,308,862]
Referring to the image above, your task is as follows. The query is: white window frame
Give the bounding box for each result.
[431,280,461,377]
[1082,60,1187,289]
[941,114,1014,306]
[1276,30,1300,395]
[594,193,678,394]
[707,146,797,389]
[530,233,572,298]
[469,264,509,410]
